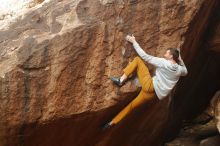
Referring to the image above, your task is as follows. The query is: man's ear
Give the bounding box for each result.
[170,54,173,59]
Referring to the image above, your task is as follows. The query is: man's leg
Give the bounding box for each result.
[103,56,155,129]
[111,57,155,124]
[111,89,155,125]
[123,56,153,92]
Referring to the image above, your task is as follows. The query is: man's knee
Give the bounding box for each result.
[134,56,141,62]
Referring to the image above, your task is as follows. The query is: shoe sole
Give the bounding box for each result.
[109,77,123,87]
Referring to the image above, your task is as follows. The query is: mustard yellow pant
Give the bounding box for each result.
[111,56,156,124]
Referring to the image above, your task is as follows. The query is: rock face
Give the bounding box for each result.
[165,118,219,146]
[211,91,220,132]
[164,0,220,141]
[0,0,219,146]
[165,92,220,146]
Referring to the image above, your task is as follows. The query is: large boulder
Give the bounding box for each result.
[0,0,217,146]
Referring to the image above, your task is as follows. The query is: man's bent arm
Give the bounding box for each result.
[177,48,188,76]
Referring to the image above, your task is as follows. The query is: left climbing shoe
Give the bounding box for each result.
[110,76,124,87]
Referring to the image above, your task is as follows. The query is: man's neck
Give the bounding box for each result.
[171,59,177,64]
[166,58,177,64]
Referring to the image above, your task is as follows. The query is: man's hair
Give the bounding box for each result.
[167,48,180,64]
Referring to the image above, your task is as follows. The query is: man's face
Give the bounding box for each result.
[164,50,173,59]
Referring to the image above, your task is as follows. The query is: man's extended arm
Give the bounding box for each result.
[125,35,165,67]
[132,41,165,68]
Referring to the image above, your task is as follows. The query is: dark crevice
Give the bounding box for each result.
[163,0,220,143]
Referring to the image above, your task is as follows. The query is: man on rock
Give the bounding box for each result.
[103,34,188,130]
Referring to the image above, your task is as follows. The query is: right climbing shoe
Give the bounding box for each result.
[101,122,115,131]
[110,76,124,87]
[102,122,112,130]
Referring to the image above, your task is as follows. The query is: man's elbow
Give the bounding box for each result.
[182,69,188,76]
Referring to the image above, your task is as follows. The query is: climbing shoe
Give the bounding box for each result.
[110,76,124,87]
[102,122,114,131]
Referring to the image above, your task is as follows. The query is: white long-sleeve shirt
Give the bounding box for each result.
[132,41,188,100]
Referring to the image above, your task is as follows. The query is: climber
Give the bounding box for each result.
[102,34,188,130]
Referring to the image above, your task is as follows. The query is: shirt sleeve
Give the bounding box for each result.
[178,56,188,76]
[132,41,165,68]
